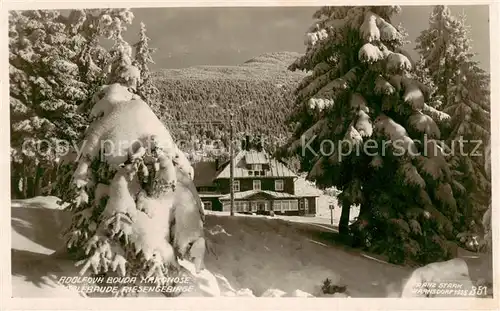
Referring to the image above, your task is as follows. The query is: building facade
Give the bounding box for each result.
[193,148,318,216]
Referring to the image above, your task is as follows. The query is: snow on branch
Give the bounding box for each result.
[399,162,426,188]
[386,53,412,73]
[402,77,425,110]
[374,75,396,96]
[296,67,339,101]
[359,10,402,43]
[374,114,417,156]
[359,43,384,63]
[408,111,441,139]
[306,66,363,111]
[423,103,451,122]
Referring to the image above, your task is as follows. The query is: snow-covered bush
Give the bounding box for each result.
[321,278,347,295]
[59,59,199,294]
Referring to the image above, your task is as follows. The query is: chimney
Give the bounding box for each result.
[245,135,251,151]
[256,135,263,152]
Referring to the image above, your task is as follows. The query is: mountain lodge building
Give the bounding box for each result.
[193,147,318,216]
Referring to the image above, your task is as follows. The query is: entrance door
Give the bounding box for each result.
[299,199,305,215]
[257,201,266,213]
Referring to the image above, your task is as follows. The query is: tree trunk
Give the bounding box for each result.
[22,174,28,199]
[338,199,351,237]
[27,176,35,198]
[358,202,370,220]
[11,162,22,199]
[33,164,44,197]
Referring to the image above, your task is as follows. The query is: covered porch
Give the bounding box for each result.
[218,190,311,216]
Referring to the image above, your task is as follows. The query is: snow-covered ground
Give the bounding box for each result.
[11,196,493,298]
[293,176,360,224]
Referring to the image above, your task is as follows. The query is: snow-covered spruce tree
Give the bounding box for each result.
[416,6,491,250]
[53,9,139,200]
[60,21,197,295]
[133,22,159,104]
[479,139,491,253]
[9,9,136,199]
[9,10,88,198]
[285,6,459,264]
[412,55,443,110]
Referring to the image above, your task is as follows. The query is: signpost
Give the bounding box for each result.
[329,204,334,225]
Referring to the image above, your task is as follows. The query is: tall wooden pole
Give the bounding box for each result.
[229,111,235,216]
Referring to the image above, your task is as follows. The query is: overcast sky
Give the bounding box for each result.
[121,6,490,71]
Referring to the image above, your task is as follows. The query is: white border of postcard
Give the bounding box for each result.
[1,1,498,310]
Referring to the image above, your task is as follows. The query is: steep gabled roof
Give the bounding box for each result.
[214,150,297,179]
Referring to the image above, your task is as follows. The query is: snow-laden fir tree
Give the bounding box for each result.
[416,6,491,250]
[133,22,159,104]
[412,55,443,109]
[52,9,140,200]
[104,14,139,89]
[285,6,459,264]
[479,139,491,253]
[59,15,199,295]
[9,10,87,198]
[9,9,135,199]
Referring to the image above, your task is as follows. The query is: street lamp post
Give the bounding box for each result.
[193,102,252,217]
[229,111,235,216]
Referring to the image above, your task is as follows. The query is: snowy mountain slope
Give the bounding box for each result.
[150,52,307,151]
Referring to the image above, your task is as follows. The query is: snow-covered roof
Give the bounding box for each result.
[215,150,297,179]
[244,150,269,164]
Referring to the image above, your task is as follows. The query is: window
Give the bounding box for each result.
[248,170,253,176]
[203,201,212,211]
[224,201,249,212]
[304,199,309,211]
[253,164,262,171]
[233,180,240,192]
[253,180,261,190]
[274,201,281,212]
[276,200,298,211]
[234,201,249,212]
[275,179,284,191]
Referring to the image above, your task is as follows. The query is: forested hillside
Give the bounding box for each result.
[151,52,307,152]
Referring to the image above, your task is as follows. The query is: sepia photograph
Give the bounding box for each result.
[5,3,495,304]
